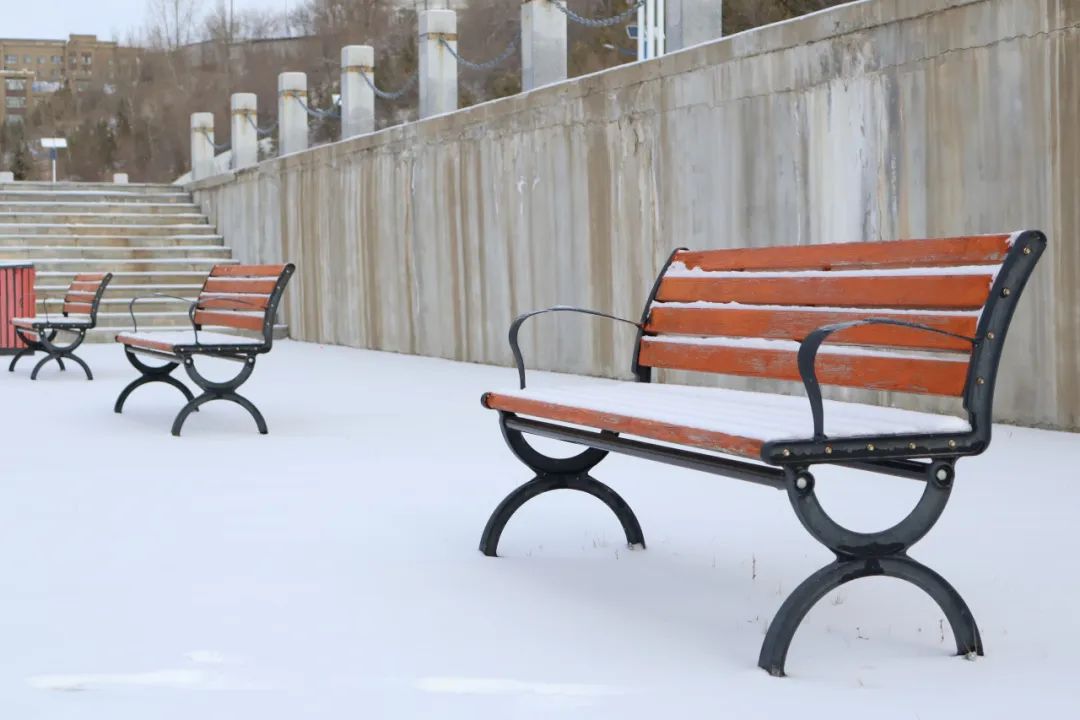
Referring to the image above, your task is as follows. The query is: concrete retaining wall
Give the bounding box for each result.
[192,0,1080,431]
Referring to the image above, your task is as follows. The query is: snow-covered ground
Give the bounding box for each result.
[1,341,1077,719]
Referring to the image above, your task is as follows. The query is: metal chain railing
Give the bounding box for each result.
[551,0,646,28]
[439,31,521,71]
[197,128,231,153]
[359,68,420,101]
[246,115,278,137]
[295,95,342,121]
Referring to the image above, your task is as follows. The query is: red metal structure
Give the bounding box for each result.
[0,262,35,354]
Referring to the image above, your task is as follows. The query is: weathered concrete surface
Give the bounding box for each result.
[192,0,1080,430]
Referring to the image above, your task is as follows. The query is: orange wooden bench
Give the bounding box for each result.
[114,263,295,436]
[479,231,1046,676]
[9,272,112,380]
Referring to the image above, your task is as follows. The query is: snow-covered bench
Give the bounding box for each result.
[9,272,112,380]
[113,263,295,436]
[479,231,1047,676]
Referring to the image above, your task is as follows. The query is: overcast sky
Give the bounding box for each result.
[3,0,293,43]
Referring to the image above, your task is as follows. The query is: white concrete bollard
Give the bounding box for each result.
[666,0,724,52]
[0,171,15,183]
[190,112,215,182]
[112,173,129,184]
[232,92,259,169]
[419,9,458,119]
[341,45,375,139]
[278,72,309,156]
[522,0,567,91]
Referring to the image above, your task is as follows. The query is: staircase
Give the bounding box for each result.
[0,181,237,342]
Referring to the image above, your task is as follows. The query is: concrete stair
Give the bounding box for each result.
[0,181,269,342]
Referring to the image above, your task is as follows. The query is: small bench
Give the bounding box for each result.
[114,263,295,436]
[9,272,112,380]
[479,231,1046,676]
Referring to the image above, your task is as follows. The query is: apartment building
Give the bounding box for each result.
[0,34,136,123]
[0,69,34,126]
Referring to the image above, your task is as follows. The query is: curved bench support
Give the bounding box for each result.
[10,327,94,380]
[480,413,644,557]
[173,354,265,436]
[759,464,982,676]
[114,351,194,413]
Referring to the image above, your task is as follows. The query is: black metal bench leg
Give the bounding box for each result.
[479,413,644,557]
[7,346,32,372]
[28,330,92,380]
[171,354,268,436]
[759,463,982,677]
[114,351,193,413]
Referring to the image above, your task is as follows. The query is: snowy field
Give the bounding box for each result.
[1,341,1077,719]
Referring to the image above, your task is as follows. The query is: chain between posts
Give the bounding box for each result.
[294,95,342,120]
[551,0,647,28]
[359,68,420,101]
[196,127,231,153]
[439,31,521,71]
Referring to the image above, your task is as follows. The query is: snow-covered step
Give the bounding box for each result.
[0,234,226,247]
[0,212,208,225]
[0,202,202,215]
[32,259,236,274]
[0,191,191,204]
[0,181,184,192]
[4,246,231,260]
[0,223,218,237]
[37,270,220,288]
[36,283,206,299]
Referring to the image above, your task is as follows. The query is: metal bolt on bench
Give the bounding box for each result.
[477,231,1047,676]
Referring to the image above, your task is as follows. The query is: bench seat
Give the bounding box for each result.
[483,381,971,461]
[117,329,266,354]
[11,314,92,330]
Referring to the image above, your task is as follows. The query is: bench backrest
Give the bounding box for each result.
[193,264,296,346]
[636,231,1045,433]
[63,272,112,324]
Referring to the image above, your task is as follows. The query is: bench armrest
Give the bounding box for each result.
[798,319,977,441]
[129,293,196,336]
[38,294,61,324]
[509,306,642,389]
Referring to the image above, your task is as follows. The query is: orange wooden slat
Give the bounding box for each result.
[117,334,177,353]
[203,278,278,294]
[655,275,993,309]
[72,272,106,282]
[193,310,265,332]
[68,281,100,293]
[63,302,93,315]
[676,235,1012,272]
[197,295,270,311]
[638,340,969,396]
[210,264,287,278]
[482,393,764,459]
[646,307,977,351]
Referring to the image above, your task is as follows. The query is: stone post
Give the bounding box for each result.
[666,0,724,53]
[522,0,567,91]
[341,45,375,139]
[418,8,458,119]
[231,92,259,169]
[190,112,215,182]
[278,72,309,156]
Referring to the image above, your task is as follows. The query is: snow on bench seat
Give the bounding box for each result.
[117,330,265,353]
[483,381,971,460]
[11,314,92,329]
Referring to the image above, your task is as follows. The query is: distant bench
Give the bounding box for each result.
[9,272,112,380]
[479,232,1046,676]
[114,263,295,436]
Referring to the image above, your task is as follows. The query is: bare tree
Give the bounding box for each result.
[144,0,205,50]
